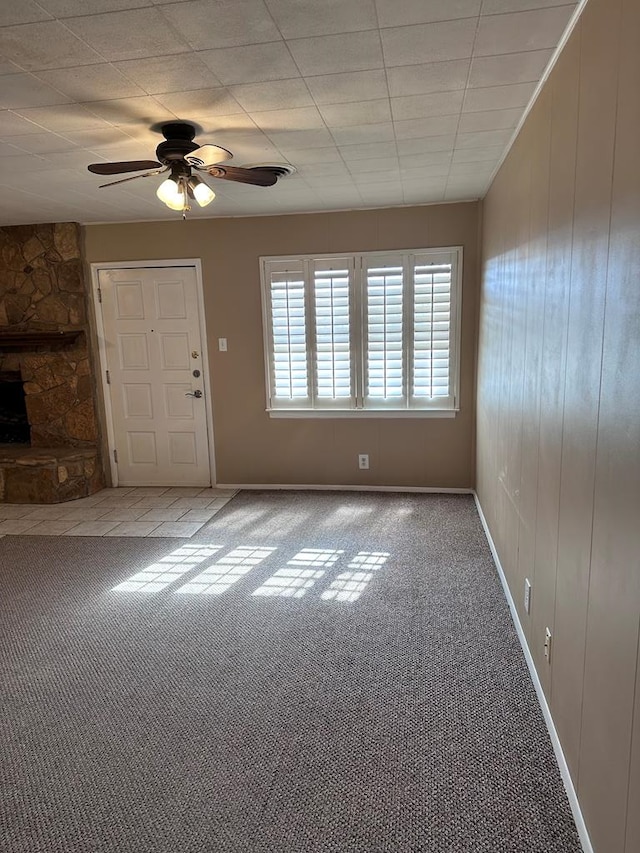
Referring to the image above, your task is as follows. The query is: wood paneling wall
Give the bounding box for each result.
[476,0,640,851]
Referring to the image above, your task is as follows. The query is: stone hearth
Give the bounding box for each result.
[0,446,102,503]
[0,221,105,502]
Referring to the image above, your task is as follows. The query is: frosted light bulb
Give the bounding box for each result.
[189,177,216,207]
[156,177,182,205]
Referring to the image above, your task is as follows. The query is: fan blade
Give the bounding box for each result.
[207,165,278,187]
[186,144,232,168]
[99,167,167,188]
[88,160,162,175]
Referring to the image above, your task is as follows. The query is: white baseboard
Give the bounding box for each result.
[473,493,594,853]
[216,483,473,494]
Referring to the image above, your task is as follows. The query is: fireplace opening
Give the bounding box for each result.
[0,371,30,444]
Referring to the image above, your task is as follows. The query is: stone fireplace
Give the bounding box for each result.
[0,222,104,503]
[0,370,29,444]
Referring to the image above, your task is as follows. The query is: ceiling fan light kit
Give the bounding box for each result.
[87,121,294,218]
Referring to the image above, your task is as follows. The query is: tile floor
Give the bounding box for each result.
[0,487,237,538]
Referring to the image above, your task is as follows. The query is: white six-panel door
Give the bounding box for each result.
[98,266,211,487]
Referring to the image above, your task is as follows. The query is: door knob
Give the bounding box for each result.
[185,389,203,398]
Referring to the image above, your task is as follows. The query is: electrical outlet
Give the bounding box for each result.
[358,453,369,470]
[218,337,227,352]
[544,627,552,664]
[524,578,532,614]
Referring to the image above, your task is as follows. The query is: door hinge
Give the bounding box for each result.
[106,370,110,385]
[97,286,102,303]
[113,449,118,464]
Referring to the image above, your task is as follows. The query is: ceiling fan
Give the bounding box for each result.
[87,121,294,214]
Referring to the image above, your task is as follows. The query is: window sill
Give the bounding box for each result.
[267,409,457,419]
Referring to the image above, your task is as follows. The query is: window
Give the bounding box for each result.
[260,247,462,417]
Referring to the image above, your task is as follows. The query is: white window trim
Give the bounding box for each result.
[260,246,463,418]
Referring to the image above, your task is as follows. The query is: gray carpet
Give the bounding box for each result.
[0,491,582,853]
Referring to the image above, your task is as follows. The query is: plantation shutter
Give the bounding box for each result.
[264,260,311,407]
[411,251,456,408]
[364,255,406,408]
[262,247,461,414]
[312,258,355,408]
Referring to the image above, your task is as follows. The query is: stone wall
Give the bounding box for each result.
[0,222,105,500]
[0,222,100,448]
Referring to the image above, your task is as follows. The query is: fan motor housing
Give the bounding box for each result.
[156,138,199,163]
[155,122,199,164]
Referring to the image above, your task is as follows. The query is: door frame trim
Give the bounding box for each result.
[90,259,216,488]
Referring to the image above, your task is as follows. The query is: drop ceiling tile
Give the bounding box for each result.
[13,104,112,132]
[161,0,281,50]
[85,143,155,162]
[468,49,554,88]
[387,59,470,98]
[230,79,313,112]
[444,178,488,198]
[266,127,335,149]
[396,135,456,155]
[0,74,73,109]
[287,32,384,76]
[403,185,446,204]
[305,173,363,188]
[358,187,404,206]
[306,70,389,106]
[482,0,576,12]
[41,150,109,170]
[198,43,299,85]
[277,146,343,164]
[399,162,451,178]
[448,160,495,178]
[391,91,463,122]
[266,0,377,38]
[455,129,513,148]
[196,115,260,136]
[0,60,22,76]
[223,141,284,164]
[463,82,536,112]
[351,170,399,185]
[339,141,397,161]
[83,96,177,126]
[35,65,146,102]
[0,22,103,71]
[375,0,481,28]
[297,161,350,178]
[451,145,506,163]
[0,153,52,174]
[393,115,459,139]
[0,141,29,156]
[155,88,244,118]
[0,2,53,25]
[347,156,399,175]
[400,151,452,168]
[381,19,477,67]
[113,55,222,95]
[0,110,51,135]
[61,126,137,151]
[319,100,392,128]
[330,122,395,146]
[474,5,575,56]
[8,132,78,154]
[37,0,154,14]
[457,107,522,133]
[250,106,325,132]
[64,9,191,62]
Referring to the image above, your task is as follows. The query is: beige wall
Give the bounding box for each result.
[476,0,640,851]
[84,202,479,488]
